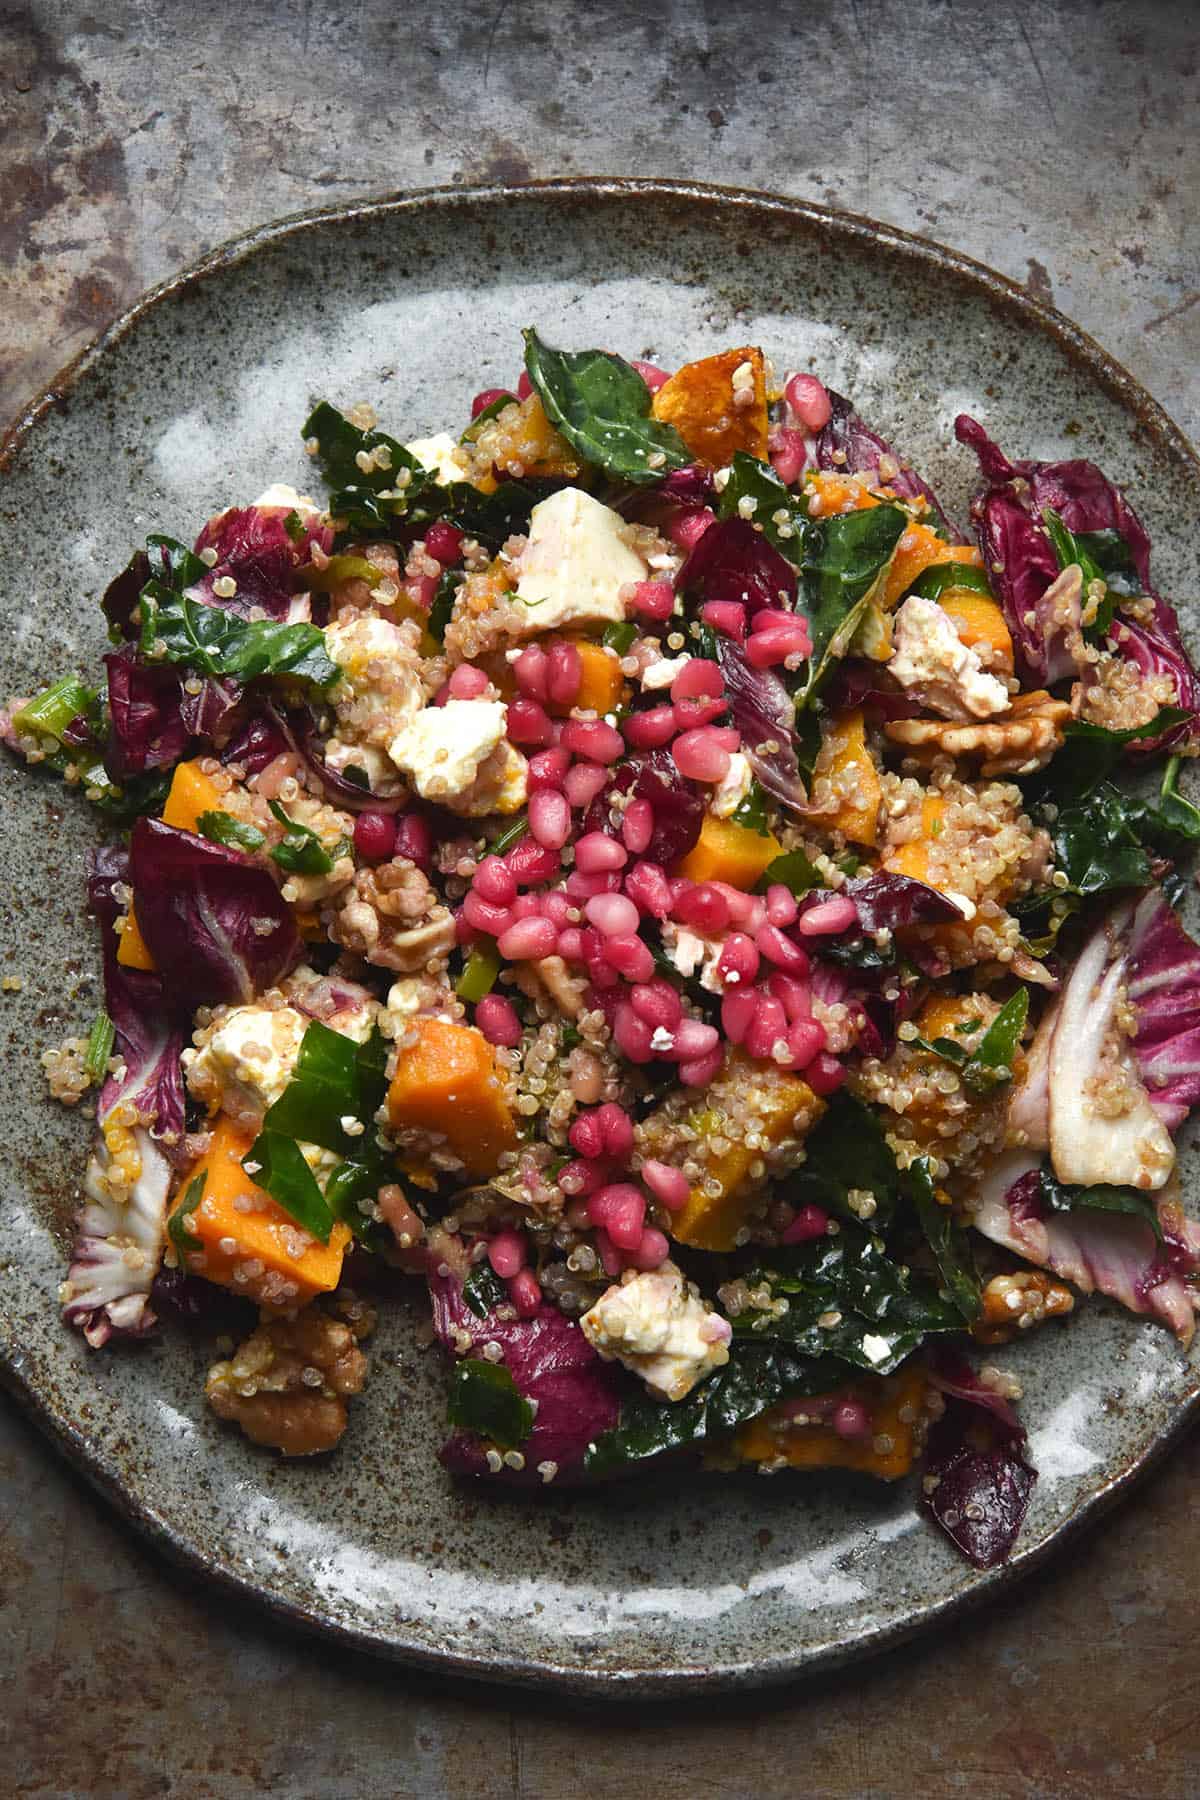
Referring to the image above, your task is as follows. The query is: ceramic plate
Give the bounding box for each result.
[2,180,1198,1696]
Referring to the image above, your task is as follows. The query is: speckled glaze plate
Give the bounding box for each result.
[2,179,1199,1696]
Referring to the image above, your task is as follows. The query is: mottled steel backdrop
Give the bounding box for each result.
[1,2,1198,1794]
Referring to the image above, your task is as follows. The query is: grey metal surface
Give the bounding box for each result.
[1,1,1199,1794]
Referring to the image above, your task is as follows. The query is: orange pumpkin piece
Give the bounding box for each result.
[882,523,957,608]
[809,708,882,847]
[733,1362,929,1479]
[540,638,627,717]
[386,1018,517,1179]
[169,1117,351,1309]
[651,346,769,467]
[676,814,782,890]
[803,469,881,516]
[939,589,1014,672]
[882,792,948,887]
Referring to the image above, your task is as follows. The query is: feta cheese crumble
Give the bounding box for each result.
[514,487,648,634]
[579,1263,731,1401]
[389,698,509,805]
[887,596,1009,721]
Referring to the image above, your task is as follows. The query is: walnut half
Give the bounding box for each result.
[206,1297,372,1456]
[884,694,1072,776]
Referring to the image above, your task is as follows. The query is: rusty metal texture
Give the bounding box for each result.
[1,0,1198,1793]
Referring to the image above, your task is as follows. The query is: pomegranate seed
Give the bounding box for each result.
[566,868,622,902]
[454,910,477,947]
[613,1002,654,1063]
[768,425,807,487]
[585,891,639,937]
[805,1053,846,1095]
[629,1226,670,1270]
[641,1159,691,1212]
[666,508,716,551]
[424,520,464,565]
[588,1183,646,1251]
[505,837,560,887]
[563,762,610,808]
[701,600,747,642]
[471,386,512,419]
[629,580,676,621]
[833,1399,872,1440]
[488,1228,527,1278]
[473,854,518,906]
[462,890,514,935]
[353,809,396,863]
[673,693,727,731]
[767,969,811,1020]
[593,1228,624,1278]
[514,645,549,700]
[509,892,540,920]
[672,727,734,783]
[496,915,558,960]
[712,882,759,929]
[541,890,572,927]
[561,717,624,763]
[447,663,490,700]
[560,1156,609,1196]
[515,371,533,400]
[671,1018,719,1060]
[507,696,554,745]
[671,658,723,701]
[796,895,859,937]
[623,704,678,750]
[631,358,670,392]
[781,1203,829,1245]
[575,832,628,875]
[509,1269,542,1317]
[721,988,758,1045]
[528,745,570,791]
[625,861,673,919]
[596,1101,635,1160]
[787,1018,826,1069]
[746,624,813,668]
[621,796,654,855]
[679,1045,723,1087]
[393,812,432,871]
[717,932,760,986]
[557,926,584,962]
[603,934,655,982]
[407,570,438,611]
[766,883,798,928]
[569,1110,605,1159]
[630,979,683,1031]
[475,994,522,1048]
[672,881,732,932]
[745,994,789,1061]
[528,787,571,850]
[756,922,809,973]
[784,372,832,432]
[545,640,582,707]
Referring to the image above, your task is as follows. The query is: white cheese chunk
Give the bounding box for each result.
[184,1005,308,1117]
[580,1263,732,1401]
[887,595,1009,720]
[640,653,691,691]
[514,487,648,635]
[389,698,508,804]
[662,920,726,993]
[711,751,753,819]
[253,482,324,518]
[405,431,470,486]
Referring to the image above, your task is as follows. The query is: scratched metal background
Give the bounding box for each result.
[1,1,1198,1795]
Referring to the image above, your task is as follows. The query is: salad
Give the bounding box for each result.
[9,331,1200,1572]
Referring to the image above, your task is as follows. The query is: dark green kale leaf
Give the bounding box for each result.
[522,329,691,485]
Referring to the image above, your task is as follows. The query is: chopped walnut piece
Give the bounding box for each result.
[206,1304,370,1455]
[973,1269,1075,1344]
[884,694,1072,776]
[327,859,456,972]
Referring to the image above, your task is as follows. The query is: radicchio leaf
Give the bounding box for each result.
[922,1349,1035,1569]
[129,816,301,1009]
[428,1269,623,1483]
[1126,887,1200,1129]
[220,709,292,776]
[658,463,716,508]
[102,648,190,780]
[676,516,798,618]
[712,634,806,813]
[189,504,333,621]
[584,748,705,868]
[846,872,967,932]
[809,390,953,532]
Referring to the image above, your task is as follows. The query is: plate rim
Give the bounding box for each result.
[3,175,1199,1697]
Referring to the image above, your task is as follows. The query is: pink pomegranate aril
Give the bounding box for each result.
[603,934,655,982]
[454,910,477,947]
[672,880,732,933]
[545,641,582,707]
[514,645,550,700]
[631,358,670,392]
[471,386,512,419]
[515,370,533,400]
[561,717,624,763]
[575,831,629,875]
[671,1018,720,1059]
[509,892,541,921]
[353,809,397,864]
[721,988,758,1045]
[540,889,572,927]
[746,624,813,669]
[787,1017,827,1069]
[447,662,490,700]
[700,599,747,642]
[781,1202,829,1245]
[588,1183,646,1251]
[507,696,554,745]
[629,1226,671,1271]
[640,1158,691,1212]
[630,978,683,1031]
[528,745,570,791]
[765,883,799,928]
[629,580,675,621]
[423,520,465,566]
[528,787,571,850]
[487,1228,527,1279]
[796,894,859,937]
[392,811,432,871]
[473,854,518,907]
[784,371,833,432]
[833,1399,872,1441]
[496,915,558,961]
[666,507,716,551]
[806,1052,847,1095]
[559,1156,609,1197]
[594,1227,624,1279]
[556,925,585,963]
[505,837,560,886]
[673,693,727,731]
[585,890,639,936]
[623,704,678,750]
[671,658,723,701]
[673,727,738,783]
[756,921,810,973]
[462,890,515,936]
[621,796,654,855]
[566,867,622,902]
[508,1269,542,1318]
[613,1002,655,1064]
[767,969,811,1021]
[569,1109,605,1159]
[596,1101,635,1161]
[406,570,438,612]
[768,425,807,487]
[625,861,673,919]
[717,932,760,986]
[745,994,789,1061]
[679,1044,724,1088]
[474,994,523,1048]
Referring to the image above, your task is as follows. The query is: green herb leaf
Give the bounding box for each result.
[167,1170,206,1262]
[603,620,639,654]
[83,1011,116,1085]
[1049,783,1155,896]
[489,816,528,856]
[796,504,908,705]
[139,593,340,689]
[730,777,772,836]
[1038,1164,1162,1239]
[262,1020,387,1162]
[758,847,824,897]
[426,569,460,645]
[12,675,98,742]
[907,1157,981,1322]
[243,1130,335,1243]
[302,400,422,494]
[906,562,993,602]
[462,1260,509,1319]
[960,987,1029,1097]
[456,945,501,1003]
[717,452,806,563]
[522,328,691,485]
[447,1358,534,1450]
[781,1091,903,1229]
[1045,709,1191,803]
[197,809,267,853]
[267,799,335,875]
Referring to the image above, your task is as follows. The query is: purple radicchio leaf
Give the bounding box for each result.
[658,463,716,508]
[189,504,333,620]
[149,1266,257,1336]
[220,708,293,776]
[584,747,705,868]
[103,647,191,780]
[676,516,798,618]
[712,633,806,813]
[809,390,954,533]
[921,1349,1035,1569]
[1126,887,1200,1131]
[129,816,301,1009]
[845,872,967,932]
[428,1269,623,1484]
[956,415,1199,745]
[826,658,923,720]
[101,548,152,641]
